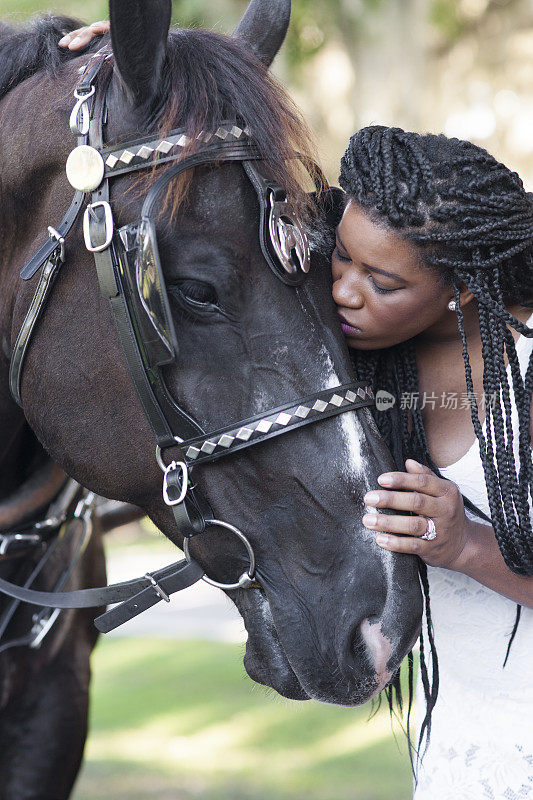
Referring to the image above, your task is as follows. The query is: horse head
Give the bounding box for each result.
[0,0,422,705]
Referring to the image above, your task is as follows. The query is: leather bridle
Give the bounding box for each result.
[3,47,375,633]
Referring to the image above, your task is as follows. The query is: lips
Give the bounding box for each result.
[338,313,361,336]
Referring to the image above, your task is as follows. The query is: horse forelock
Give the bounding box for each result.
[124,28,320,221]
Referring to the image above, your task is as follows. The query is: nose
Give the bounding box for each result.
[339,616,393,694]
[332,272,365,310]
[359,618,393,687]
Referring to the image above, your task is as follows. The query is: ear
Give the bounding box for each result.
[457,284,475,308]
[109,0,171,107]
[232,0,291,67]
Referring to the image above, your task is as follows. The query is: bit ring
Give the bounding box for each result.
[182,519,256,590]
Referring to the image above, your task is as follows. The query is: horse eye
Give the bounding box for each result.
[173,280,219,309]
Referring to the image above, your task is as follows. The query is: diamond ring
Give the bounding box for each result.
[420,518,437,541]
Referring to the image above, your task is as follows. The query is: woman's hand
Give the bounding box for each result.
[362,459,472,570]
[58,21,110,51]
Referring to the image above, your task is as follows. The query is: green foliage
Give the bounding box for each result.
[284,0,386,72]
[430,0,465,43]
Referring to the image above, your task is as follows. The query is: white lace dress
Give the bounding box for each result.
[413,312,533,800]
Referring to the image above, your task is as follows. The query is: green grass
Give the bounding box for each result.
[73,638,414,800]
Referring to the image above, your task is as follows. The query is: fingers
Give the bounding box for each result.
[58,21,110,50]
[373,533,429,555]
[363,487,440,517]
[376,459,450,498]
[362,512,429,537]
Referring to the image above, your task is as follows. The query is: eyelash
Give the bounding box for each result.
[334,247,399,294]
[369,276,397,294]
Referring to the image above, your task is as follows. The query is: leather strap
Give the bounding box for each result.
[101,121,252,180]
[0,557,204,634]
[140,141,262,217]
[179,382,374,465]
[20,193,85,281]
[10,251,65,405]
[19,49,111,280]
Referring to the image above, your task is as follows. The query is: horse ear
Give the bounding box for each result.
[232,0,291,67]
[109,0,171,107]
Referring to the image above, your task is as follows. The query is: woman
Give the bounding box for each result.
[335,127,533,798]
[61,27,533,798]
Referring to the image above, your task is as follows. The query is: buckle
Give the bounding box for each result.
[69,85,96,136]
[47,227,65,263]
[74,491,96,520]
[162,461,189,506]
[144,573,171,603]
[83,201,114,252]
[0,533,41,556]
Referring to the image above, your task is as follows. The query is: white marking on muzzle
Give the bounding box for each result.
[319,347,365,483]
[360,618,393,687]
[319,348,395,584]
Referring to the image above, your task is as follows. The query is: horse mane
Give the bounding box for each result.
[0,17,319,217]
[0,15,94,100]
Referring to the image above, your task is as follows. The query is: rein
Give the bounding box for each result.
[4,48,376,633]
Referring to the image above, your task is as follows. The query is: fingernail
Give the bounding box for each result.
[378,474,393,486]
[70,36,82,45]
[363,514,377,527]
[364,492,380,505]
[58,35,69,44]
[376,534,389,547]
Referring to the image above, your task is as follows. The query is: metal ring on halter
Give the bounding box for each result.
[155,437,185,472]
[420,517,437,541]
[182,519,257,590]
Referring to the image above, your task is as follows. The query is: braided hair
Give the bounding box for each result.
[340,126,533,576]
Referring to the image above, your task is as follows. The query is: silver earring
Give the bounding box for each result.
[448,299,457,312]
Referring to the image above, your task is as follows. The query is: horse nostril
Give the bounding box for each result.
[359,617,393,683]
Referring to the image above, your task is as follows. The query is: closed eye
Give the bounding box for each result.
[168,279,220,312]
[369,275,401,294]
[333,245,351,263]
[334,240,404,293]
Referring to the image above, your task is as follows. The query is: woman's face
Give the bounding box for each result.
[332,200,452,350]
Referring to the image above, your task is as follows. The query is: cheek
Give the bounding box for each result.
[381,278,444,318]
[388,297,429,326]
[366,290,445,338]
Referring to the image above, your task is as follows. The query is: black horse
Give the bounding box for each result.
[0,1,422,796]
[0,459,141,799]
